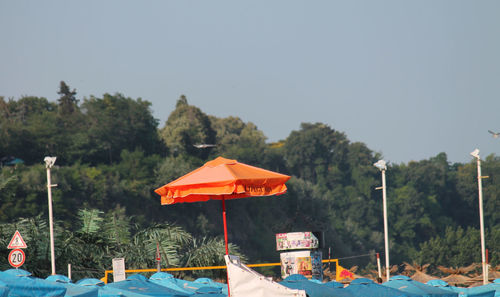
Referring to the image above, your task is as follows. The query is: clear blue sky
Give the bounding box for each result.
[1,1,499,164]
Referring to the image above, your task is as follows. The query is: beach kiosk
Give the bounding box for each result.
[276,231,323,281]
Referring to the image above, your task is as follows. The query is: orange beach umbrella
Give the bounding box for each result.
[154,156,291,254]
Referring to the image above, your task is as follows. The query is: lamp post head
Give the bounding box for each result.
[374,160,387,171]
[470,149,480,160]
[44,157,57,168]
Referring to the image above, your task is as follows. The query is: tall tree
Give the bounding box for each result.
[57,81,78,115]
[209,116,268,166]
[284,122,349,187]
[159,95,216,160]
[416,226,482,267]
[0,96,58,164]
[81,93,163,164]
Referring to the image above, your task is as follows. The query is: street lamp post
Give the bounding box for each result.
[44,156,57,275]
[470,149,488,285]
[374,160,390,281]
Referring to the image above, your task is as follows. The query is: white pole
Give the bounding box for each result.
[156,241,161,273]
[376,252,382,280]
[475,156,488,285]
[45,157,57,275]
[381,168,390,281]
[68,264,71,280]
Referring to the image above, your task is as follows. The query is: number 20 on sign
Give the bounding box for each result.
[9,249,25,268]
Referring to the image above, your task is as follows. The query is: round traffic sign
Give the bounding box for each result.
[8,249,25,268]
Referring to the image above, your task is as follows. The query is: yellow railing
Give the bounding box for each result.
[102,259,338,284]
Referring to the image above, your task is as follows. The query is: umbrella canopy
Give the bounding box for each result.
[105,276,189,297]
[411,271,438,284]
[383,275,458,297]
[280,274,355,297]
[0,280,9,297]
[426,279,496,297]
[45,275,99,297]
[466,280,499,297]
[0,269,67,297]
[345,278,420,297]
[149,273,193,295]
[155,156,290,204]
[154,156,291,254]
[441,274,473,287]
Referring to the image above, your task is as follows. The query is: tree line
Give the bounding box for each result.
[0,81,498,279]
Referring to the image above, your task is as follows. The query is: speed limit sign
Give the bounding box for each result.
[8,249,25,268]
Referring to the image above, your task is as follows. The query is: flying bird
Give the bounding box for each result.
[193,144,216,148]
[488,130,500,138]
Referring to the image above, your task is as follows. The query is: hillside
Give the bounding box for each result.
[1,83,498,278]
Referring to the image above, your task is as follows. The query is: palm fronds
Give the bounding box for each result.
[77,209,104,236]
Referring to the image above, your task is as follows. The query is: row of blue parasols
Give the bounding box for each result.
[281,274,499,297]
[0,268,499,297]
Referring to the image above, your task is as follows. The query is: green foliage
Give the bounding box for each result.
[1,83,164,166]
[0,215,51,275]
[159,95,216,160]
[78,208,104,236]
[0,96,59,164]
[80,93,163,165]
[0,166,47,222]
[482,155,500,226]
[1,87,499,279]
[154,155,200,187]
[103,206,132,248]
[416,226,484,268]
[126,222,192,269]
[209,116,268,166]
[57,81,78,115]
[181,237,246,279]
[0,209,243,280]
[284,123,349,187]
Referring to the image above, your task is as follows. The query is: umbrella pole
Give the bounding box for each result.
[222,197,231,297]
[222,197,229,255]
